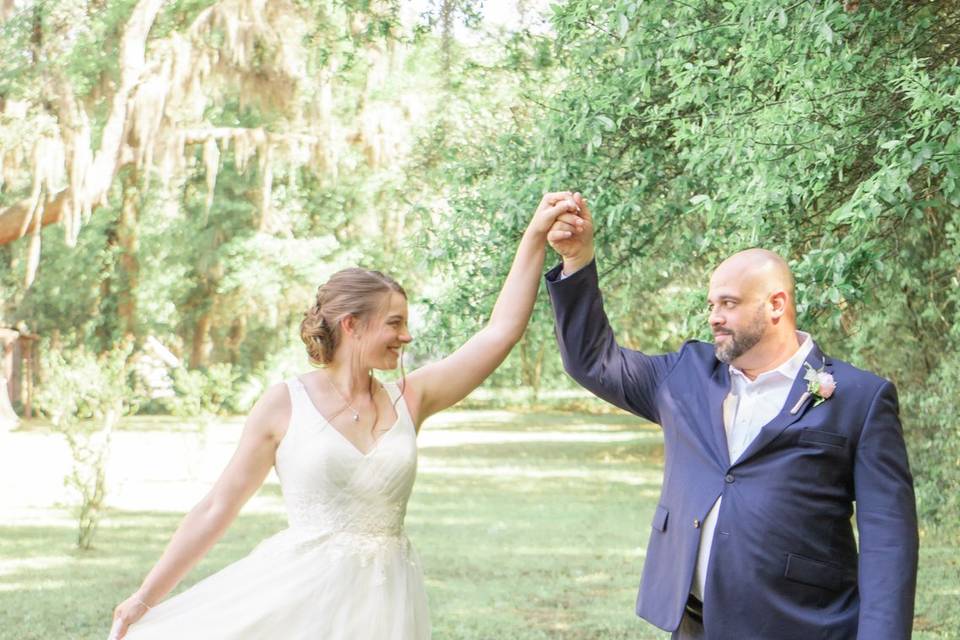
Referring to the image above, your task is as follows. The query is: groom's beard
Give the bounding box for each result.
[714,308,766,364]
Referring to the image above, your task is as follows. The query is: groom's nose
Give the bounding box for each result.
[709,310,724,328]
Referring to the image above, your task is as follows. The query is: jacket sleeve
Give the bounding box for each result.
[854,381,919,639]
[545,260,680,424]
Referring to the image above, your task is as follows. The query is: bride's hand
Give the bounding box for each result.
[547,192,594,273]
[108,594,151,639]
[528,191,584,238]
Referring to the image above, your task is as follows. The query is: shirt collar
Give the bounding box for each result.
[729,331,814,383]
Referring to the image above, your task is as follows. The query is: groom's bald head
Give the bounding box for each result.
[712,249,796,322]
[707,249,797,367]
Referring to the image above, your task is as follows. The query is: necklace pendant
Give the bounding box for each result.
[351,412,359,422]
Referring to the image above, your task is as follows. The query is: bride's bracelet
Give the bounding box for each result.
[133,595,152,610]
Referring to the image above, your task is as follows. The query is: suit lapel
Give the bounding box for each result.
[707,361,732,469]
[733,343,831,466]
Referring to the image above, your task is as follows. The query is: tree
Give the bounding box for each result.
[423,0,960,524]
[34,341,134,549]
[1,0,454,410]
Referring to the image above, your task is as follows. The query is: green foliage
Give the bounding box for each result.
[2,0,453,421]
[418,0,960,524]
[166,363,240,417]
[5,0,958,528]
[63,0,141,97]
[901,352,960,526]
[0,0,156,105]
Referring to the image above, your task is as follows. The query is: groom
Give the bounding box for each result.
[544,194,919,639]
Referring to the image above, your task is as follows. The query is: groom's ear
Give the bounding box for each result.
[769,290,788,320]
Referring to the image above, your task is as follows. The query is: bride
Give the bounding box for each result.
[109,193,585,639]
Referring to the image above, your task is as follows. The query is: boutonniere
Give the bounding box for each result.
[790,363,836,414]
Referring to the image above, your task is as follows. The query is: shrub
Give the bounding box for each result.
[34,341,133,550]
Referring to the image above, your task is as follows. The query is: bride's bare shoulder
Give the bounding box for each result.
[246,382,293,442]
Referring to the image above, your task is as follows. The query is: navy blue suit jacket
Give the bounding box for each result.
[547,261,918,640]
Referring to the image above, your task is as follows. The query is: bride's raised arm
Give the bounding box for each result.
[403,191,584,426]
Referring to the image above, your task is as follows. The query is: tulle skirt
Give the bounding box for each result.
[121,526,431,639]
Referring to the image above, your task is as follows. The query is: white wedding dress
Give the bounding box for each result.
[122,379,431,639]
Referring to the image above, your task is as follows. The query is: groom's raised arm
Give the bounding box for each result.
[545,197,679,424]
[546,260,679,424]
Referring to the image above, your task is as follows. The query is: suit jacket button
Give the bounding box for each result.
[693,519,701,528]
[725,474,735,483]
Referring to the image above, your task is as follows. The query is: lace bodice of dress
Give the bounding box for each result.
[275,378,417,537]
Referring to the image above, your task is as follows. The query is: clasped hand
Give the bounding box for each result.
[529,191,595,274]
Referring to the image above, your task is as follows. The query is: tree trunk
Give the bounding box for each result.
[531,338,546,402]
[117,170,140,339]
[96,221,119,349]
[519,332,547,402]
[0,192,68,246]
[190,311,213,369]
[519,331,531,388]
[440,0,453,79]
[225,316,247,364]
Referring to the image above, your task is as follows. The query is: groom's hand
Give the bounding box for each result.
[548,192,594,275]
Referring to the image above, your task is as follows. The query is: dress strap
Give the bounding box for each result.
[383,380,414,430]
[284,377,314,429]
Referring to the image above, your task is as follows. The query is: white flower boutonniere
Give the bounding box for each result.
[790,363,837,414]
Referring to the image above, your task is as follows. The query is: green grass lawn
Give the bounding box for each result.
[1,410,957,639]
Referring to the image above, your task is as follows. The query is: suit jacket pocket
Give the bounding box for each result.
[651,504,669,532]
[798,428,847,448]
[784,553,852,591]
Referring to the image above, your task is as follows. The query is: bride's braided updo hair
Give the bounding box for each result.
[300,268,407,365]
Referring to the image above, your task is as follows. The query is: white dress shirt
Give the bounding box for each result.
[691,331,814,600]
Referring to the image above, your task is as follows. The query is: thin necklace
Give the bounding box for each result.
[325,371,368,422]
